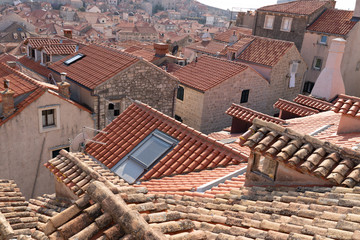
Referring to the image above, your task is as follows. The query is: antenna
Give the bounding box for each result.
[69,126,107,152]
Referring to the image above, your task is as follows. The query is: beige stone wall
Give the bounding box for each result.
[94,60,178,129]
[269,45,306,105]
[174,85,204,131]
[0,91,94,199]
[201,68,270,134]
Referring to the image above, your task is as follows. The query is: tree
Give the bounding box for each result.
[152,3,164,14]
[78,7,85,12]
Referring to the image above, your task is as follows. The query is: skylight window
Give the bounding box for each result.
[64,53,85,66]
[111,129,178,183]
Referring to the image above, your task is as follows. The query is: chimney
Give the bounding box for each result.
[6,61,16,69]
[311,38,346,101]
[334,96,360,134]
[154,43,168,58]
[352,0,360,21]
[63,29,72,39]
[1,79,15,118]
[57,72,70,98]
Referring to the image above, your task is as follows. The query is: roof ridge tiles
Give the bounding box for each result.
[274,98,320,116]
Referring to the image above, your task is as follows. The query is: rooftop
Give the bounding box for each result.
[39,44,77,55]
[274,98,320,117]
[173,55,249,92]
[213,27,253,43]
[186,40,226,56]
[307,9,357,36]
[258,0,329,15]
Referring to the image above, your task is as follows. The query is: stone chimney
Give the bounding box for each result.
[57,72,70,98]
[63,29,73,39]
[352,0,360,21]
[311,38,346,101]
[1,79,15,118]
[154,43,169,58]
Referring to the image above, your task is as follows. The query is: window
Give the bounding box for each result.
[356,61,360,71]
[319,35,327,45]
[313,57,322,70]
[264,15,275,30]
[251,154,278,180]
[303,81,315,93]
[281,17,292,32]
[64,53,85,66]
[39,105,60,133]
[111,129,178,183]
[175,115,183,122]
[108,102,121,123]
[51,147,70,158]
[177,86,184,101]
[289,61,299,88]
[240,89,250,103]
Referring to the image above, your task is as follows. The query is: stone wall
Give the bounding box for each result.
[94,60,178,129]
[201,68,270,134]
[175,85,204,131]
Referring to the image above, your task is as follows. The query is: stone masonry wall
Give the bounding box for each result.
[201,68,270,134]
[94,60,178,129]
[175,85,205,131]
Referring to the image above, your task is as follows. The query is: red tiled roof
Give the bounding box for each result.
[258,0,328,15]
[173,55,248,92]
[24,37,61,48]
[332,94,360,118]
[0,73,37,102]
[307,9,356,36]
[86,101,248,181]
[213,27,253,43]
[226,103,286,125]
[227,36,254,52]
[208,131,251,156]
[186,40,226,55]
[49,44,140,89]
[0,53,17,63]
[125,48,159,62]
[274,98,319,117]
[40,44,77,55]
[140,163,247,197]
[18,56,53,78]
[237,37,294,67]
[293,94,334,111]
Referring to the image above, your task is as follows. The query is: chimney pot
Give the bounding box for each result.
[6,61,16,69]
[63,29,73,39]
[154,43,168,58]
[1,80,15,118]
[60,72,67,82]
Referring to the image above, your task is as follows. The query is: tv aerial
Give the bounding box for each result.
[69,126,107,152]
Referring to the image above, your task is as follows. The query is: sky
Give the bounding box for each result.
[197,0,356,11]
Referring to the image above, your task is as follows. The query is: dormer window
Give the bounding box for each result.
[264,15,275,30]
[281,17,292,32]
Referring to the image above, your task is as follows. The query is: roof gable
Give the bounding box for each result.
[258,0,328,15]
[307,9,357,36]
[49,44,140,89]
[173,55,249,91]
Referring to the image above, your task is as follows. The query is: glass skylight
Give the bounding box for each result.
[64,53,85,66]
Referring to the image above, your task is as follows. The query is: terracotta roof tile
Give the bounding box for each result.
[40,44,77,55]
[86,101,247,182]
[332,94,360,118]
[0,53,17,63]
[213,27,253,43]
[186,40,227,56]
[240,118,360,188]
[307,9,357,36]
[274,98,320,117]
[258,0,328,15]
[49,44,140,89]
[226,103,286,124]
[18,56,53,78]
[293,94,334,111]
[237,37,294,67]
[24,37,61,48]
[173,55,248,91]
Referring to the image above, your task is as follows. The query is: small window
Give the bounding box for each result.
[52,147,70,158]
[175,115,183,122]
[356,61,360,71]
[108,103,114,110]
[264,15,275,30]
[251,154,278,180]
[240,89,250,103]
[112,129,178,183]
[64,53,85,66]
[42,109,55,127]
[303,81,315,93]
[108,102,121,122]
[313,57,322,70]
[177,86,184,101]
[319,35,327,45]
[280,17,292,32]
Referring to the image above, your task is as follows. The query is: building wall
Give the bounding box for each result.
[93,61,178,129]
[0,91,94,199]
[175,85,205,131]
[269,45,306,103]
[201,68,269,134]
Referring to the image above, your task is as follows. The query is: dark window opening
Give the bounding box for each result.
[231,52,236,61]
[303,81,315,93]
[240,89,250,103]
[114,109,120,116]
[30,48,35,58]
[42,109,55,127]
[108,103,114,110]
[52,147,70,158]
[175,115,183,122]
[177,86,184,101]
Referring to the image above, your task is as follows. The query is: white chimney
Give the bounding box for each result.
[352,0,360,21]
[311,38,346,101]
